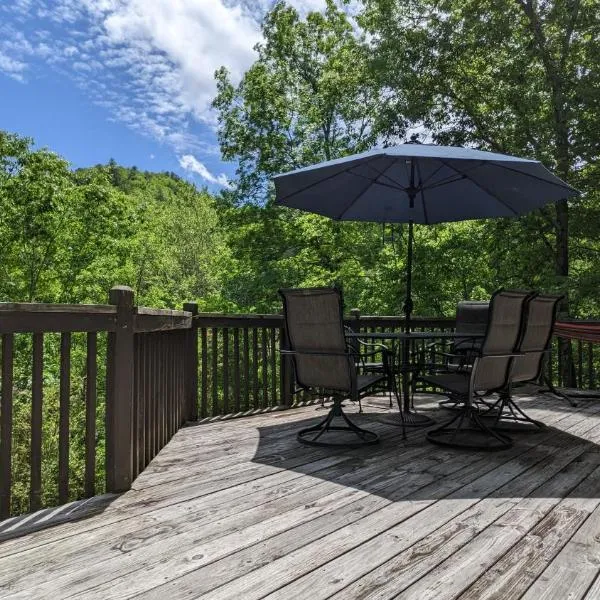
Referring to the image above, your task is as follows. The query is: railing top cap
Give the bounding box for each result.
[136,307,191,318]
[0,303,117,314]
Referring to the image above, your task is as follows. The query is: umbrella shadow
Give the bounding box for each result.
[250,403,600,502]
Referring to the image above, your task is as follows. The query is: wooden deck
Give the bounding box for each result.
[2,393,600,599]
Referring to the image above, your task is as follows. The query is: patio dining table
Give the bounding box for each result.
[346,330,485,427]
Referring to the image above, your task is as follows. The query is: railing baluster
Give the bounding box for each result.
[270,328,277,406]
[262,328,268,408]
[577,339,583,389]
[58,332,71,504]
[253,329,259,409]
[31,332,44,512]
[152,333,158,460]
[223,328,229,414]
[201,328,208,419]
[139,336,147,473]
[160,334,166,449]
[165,334,171,438]
[243,328,250,411]
[85,333,97,497]
[233,329,240,413]
[588,342,594,389]
[0,334,14,518]
[132,336,140,480]
[211,328,219,416]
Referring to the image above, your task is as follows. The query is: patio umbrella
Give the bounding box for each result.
[273,143,579,425]
[273,143,579,330]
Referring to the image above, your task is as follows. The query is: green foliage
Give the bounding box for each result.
[0,132,225,514]
[0,133,224,308]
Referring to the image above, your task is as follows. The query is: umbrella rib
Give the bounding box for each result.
[420,161,488,192]
[275,155,383,204]
[438,159,520,217]
[347,170,406,192]
[348,158,407,191]
[489,162,580,194]
[420,164,445,187]
[337,157,405,220]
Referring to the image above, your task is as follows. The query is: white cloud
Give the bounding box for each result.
[0,51,27,81]
[179,154,231,188]
[102,0,261,123]
[0,0,330,184]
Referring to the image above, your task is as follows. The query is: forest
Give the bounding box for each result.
[0,0,599,513]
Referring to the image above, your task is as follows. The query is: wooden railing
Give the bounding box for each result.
[0,286,192,519]
[1,290,599,521]
[192,313,457,416]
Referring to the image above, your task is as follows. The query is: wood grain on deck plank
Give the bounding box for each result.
[1,395,600,600]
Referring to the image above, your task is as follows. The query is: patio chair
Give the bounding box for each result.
[428,301,490,407]
[422,289,531,450]
[279,287,400,446]
[482,293,563,429]
[412,300,489,408]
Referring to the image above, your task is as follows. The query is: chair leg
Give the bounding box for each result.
[297,397,379,447]
[427,400,512,451]
[539,376,578,407]
[480,393,546,431]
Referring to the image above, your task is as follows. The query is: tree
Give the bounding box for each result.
[360,0,600,302]
[212,1,405,312]
[361,0,600,381]
[214,0,386,204]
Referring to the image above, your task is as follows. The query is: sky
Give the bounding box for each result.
[0,0,325,190]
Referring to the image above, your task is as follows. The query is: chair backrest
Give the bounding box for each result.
[279,287,354,392]
[452,301,489,353]
[512,294,562,383]
[472,289,531,391]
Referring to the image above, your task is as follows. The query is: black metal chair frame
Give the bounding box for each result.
[279,288,403,447]
[424,289,533,451]
[480,293,565,430]
[344,326,395,409]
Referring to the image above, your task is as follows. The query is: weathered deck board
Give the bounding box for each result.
[1,394,600,600]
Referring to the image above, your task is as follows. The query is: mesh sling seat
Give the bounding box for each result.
[422,289,531,451]
[279,287,396,446]
[482,293,563,430]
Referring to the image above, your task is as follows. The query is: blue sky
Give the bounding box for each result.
[0,0,324,190]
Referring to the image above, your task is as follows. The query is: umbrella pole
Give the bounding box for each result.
[398,215,435,427]
[404,220,414,333]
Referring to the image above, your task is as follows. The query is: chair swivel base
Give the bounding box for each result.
[297,400,379,447]
[427,404,512,451]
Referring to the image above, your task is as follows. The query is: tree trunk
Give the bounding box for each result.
[555,198,577,387]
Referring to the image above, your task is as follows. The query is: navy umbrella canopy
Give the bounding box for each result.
[273,144,578,225]
[274,143,579,326]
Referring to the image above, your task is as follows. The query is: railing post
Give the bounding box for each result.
[106,285,135,493]
[183,302,199,421]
